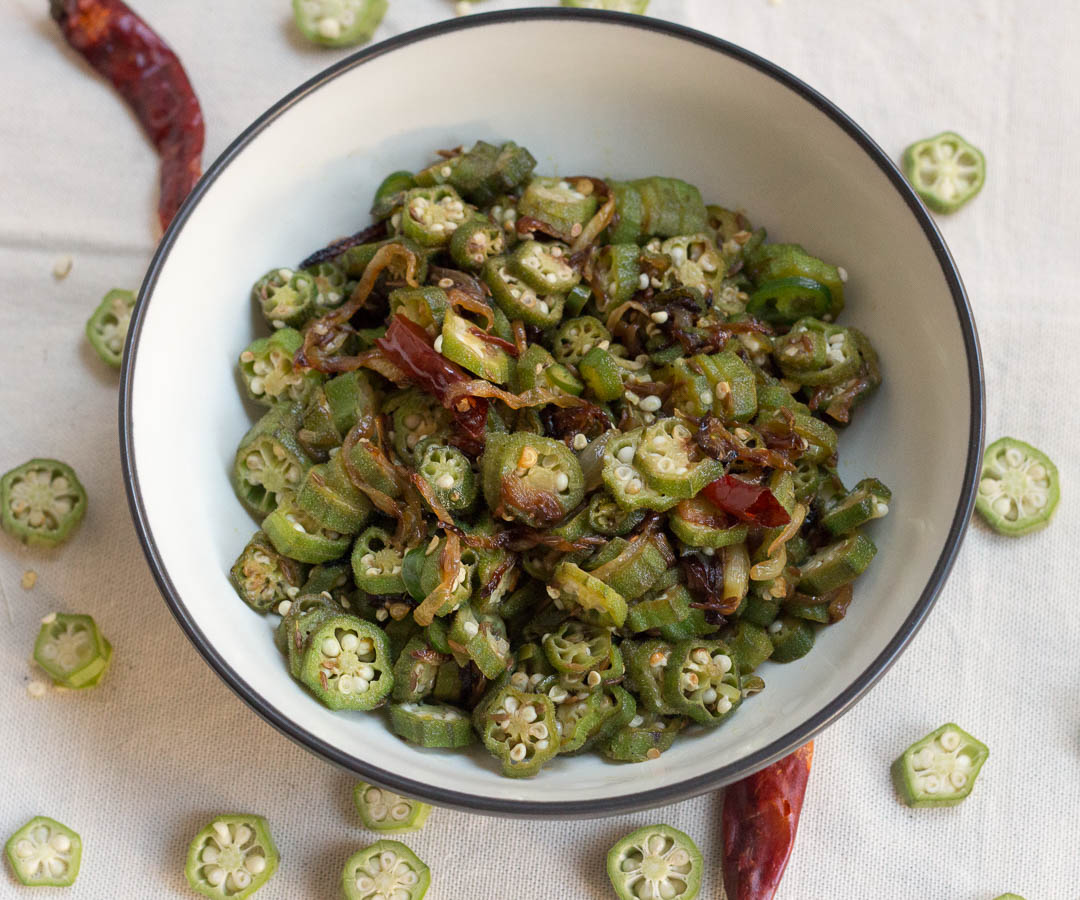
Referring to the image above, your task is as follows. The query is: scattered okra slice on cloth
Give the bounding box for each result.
[353,783,432,834]
[342,840,430,900]
[892,723,989,807]
[1,458,87,548]
[5,817,82,887]
[562,0,651,12]
[293,0,388,47]
[901,131,986,213]
[85,287,136,368]
[606,824,703,900]
[975,437,1060,536]
[185,815,279,899]
[34,612,112,689]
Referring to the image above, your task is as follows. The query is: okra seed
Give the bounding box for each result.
[702,688,717,705]
[213,822,231,844]
[949,771,967,788]
[573,433,588,450]
[699,391,713,406]
[229,870,252,891]
[340,633,359,652]
[538,300,550,315]
[838,265,848,282]
[650,310,669,324]
[205,866,226,887]
[627,479,642,495]
[939,730,961,752]
[716,696,733,714]
[768,621,783,634]
[923,775,941,794]
[503,696,519,714]
[555,472,570,492]
[358,664,375,680]
[245,855,266,874]
[14,840,33,858]
[440,166,452,177]
[639,395,662,412]
[321,637,342,657]
[691,648,711,665]
[646,748,662,760]
[587,670,602,687]
[509,742,527,761]
[638,273,650,290]
[463,620,479,638]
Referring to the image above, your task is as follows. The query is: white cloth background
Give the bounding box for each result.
[2,0,1077,897]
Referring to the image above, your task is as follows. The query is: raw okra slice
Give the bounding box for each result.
[634,417,722,498]
[353,783,432,834]
[480,686,559,777]
[292,0,387,47]
[602,428,680,512]
[416,442,477,513]
[662,639,741,726]
[439,308,513,384]
[263,499,350,565]
[551,561,628,628]
[796,532,877,595]
[901,131,986,214]
[892,723,989,807]
[542,619,613,674]
[517,175,599,237]
[449,216,506,271]
[401,186,470,249]
[296,453,373,535]
[300,615,393,710]
[766,616,815,662]
[34,612,111,689]
[5,816,82,887]
[601,711,684,762]
[623,639,679,715]
[822,477,891,535]
[391,389,452,463]
[510,240,581,293]
[606,824,702,900]
[482,257,566,328]
[1,458,87,548]
[747,276,834,325]
[992,895,1025,899]
[480,433,584,528]
[745,243,845,317]
[232,403,311,517]
[252,266,317,329]
[238,327,322,407]
[551,316,613,367]
[184,814,278,899]
[391,635,444,702]
[587,492,645,536]
[230,530,308,613]
[342,840,430,900]
[371,170,417,219]
[563,0,650,12]
[389,701,475,748]
[351,527,406,595]
[975,437,1060,536]
[85,287,135,367]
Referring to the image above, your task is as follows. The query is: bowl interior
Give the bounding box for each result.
[125,13,979,814]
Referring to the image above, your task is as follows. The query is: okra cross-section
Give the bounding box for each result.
[606,824,702,900]
[238,328,322,407]
[342,840,430,900]
[975,437,1060,536]
[482,257,566,328]
[230,530,307,613]
[300,615,393,711]
[402,186,470,248]
[85,287,136,368]
[389,701,475,748]
[5,816,82,887]
[34,612,112,689]
[480,433,584,528]
[1,458,87,548]
[634,417,723,498]
[602,429,680,512]
[353,783,432,834]
[231,403,311,517]
[892,723,989,807]
[292,0,388,47]
[901,131,986,213]
[662,639,741,726]
[480,686,559,777]
[251,266,317,329]
[184,814,279,899]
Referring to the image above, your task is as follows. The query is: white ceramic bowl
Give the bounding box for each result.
[122,10,983,817]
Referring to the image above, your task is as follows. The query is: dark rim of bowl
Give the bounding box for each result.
[120,8,985,818]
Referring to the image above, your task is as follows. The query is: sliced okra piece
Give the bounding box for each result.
[482,257,565,328]
[551,639,624,694]
[746,242,845,317]
[304,260,349,313]
[300,615,393,710]
[391,635,443,702]
[447,140,536,206]
[551,315,613,367]
[660,358,713,418]
[809,326,882,424]
[481,686,559,777]
[34,613,111,689]
[185,814,278,899]
[252,266,317,329]
[992,895,1026,900]
[606,824,703,900]
[342,840,430,900]
[693,349,758,422]
[590,243,641,313]
[542,619,613,674]
[262,499,350,564]
[584,531,672,601]
[514,343,583,396]
[416,442,477,513]
[754,407,838,465]
[626,583,692,634]
[975,437,1060,536]
[517,175,599,237]
[440,308,513,384]
[353,783,432,834]
[298,371,377,459]
[602,428,680,513]
[778,318,861,386]
[239,327,322,407]
[610,177,706,243]
[792,459,825,503]
[371,169,417,219]
[296,456,373,536]
[579,347,626,402]
[634,417,723,498]
[510,240,581,293]
[601,712,685,762]
[551,562,628,628]
[797,532,876,595]
[553,688,611,754]
[623,639,679,715]
[5,816,82,887]
[447,606,511,679]
[509,640,556,691]
[345,437,403,500]
[658,607,722,642]
[579,684,637,753]
[292,0,387,47]
[388,286,448,335]
[587,492,645,536]
[230,530,308,613]
[822,477,891,535]
[391,389,452,464]
[1,458,87,548]
[401,185,470,249]
[85,287,135,367]
[565,283,593,317]
[389,701,475,748]
[739,589,781,628]
[417,539,477,616]
[747,276,834,325]
[757,380,810,415]
[786,600,830,624]
[281,593,340,676]
[232,403,311,517]
[669,497,748,549]
[432,660,467,705]
[449,215,506,271]
[767,615,815,662]
[351,527,406,595]
[725,620,774,672]
[301,561,353,601]
[661,233,724,293]
[901,131,986,213]
[662,639,741,726]
[480,433,584,528]
[892,723,989,807]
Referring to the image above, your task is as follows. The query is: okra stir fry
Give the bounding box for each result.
[228,138,891,777]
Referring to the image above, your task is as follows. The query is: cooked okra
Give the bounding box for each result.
[184,814,278,898]
[1,458,87,548]
[86,287,135,367]
[225,139,889,776]
[5,816,82,887]
[892,723,989,807]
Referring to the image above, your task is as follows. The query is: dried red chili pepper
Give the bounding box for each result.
[702,475,791,527]
[375,314,488,454]
[722,742,814,900]
[51,0,204,231]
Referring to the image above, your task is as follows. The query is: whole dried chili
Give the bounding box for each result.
[51,0,204,232]
[722,742,814,900]
[702,475,791,528]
